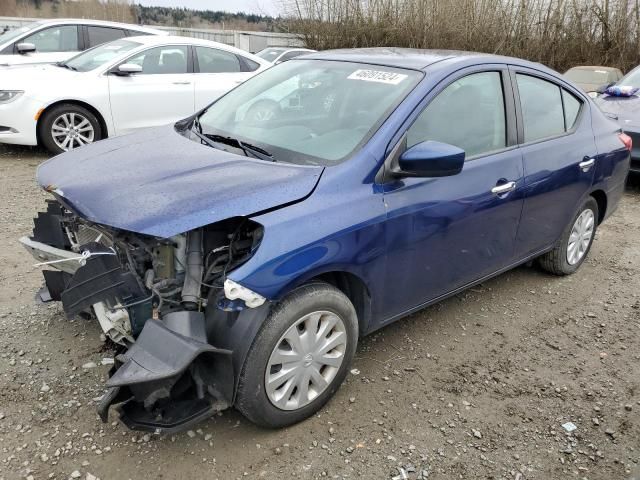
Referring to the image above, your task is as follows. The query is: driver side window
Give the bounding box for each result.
[407,71,506,158]
[21,25,79,53]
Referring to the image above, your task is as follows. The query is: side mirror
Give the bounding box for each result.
[596,82,614,94]
[16,42,36,54]
[115,63,142,75]
[396,141,465,177]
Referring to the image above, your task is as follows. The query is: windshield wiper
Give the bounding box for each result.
[190,118,274,161]
[206,134,274,162]
[55,62,77,71]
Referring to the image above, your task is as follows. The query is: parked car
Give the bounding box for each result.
[564,66,623,97]
[0,18,163,67]
[255,46,316,64]
[594,65,640,173]
[0,35,269,153]
[20,49,630,433]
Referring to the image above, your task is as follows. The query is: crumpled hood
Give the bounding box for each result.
[37,126,324,237]
[595,94,640,130]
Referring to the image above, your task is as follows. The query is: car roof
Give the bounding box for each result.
[126,35,269,64]
[29,18,164,34]
[302,48,548,72]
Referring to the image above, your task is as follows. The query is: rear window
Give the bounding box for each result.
[517,74,582,143]
[564,68,611,85]
[196,47,240,73]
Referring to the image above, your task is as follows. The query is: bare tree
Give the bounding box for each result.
[285,0,640,71]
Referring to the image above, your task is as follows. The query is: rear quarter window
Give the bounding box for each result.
[562,89,582,130]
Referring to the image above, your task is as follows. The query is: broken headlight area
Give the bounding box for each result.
[20,199,265,432]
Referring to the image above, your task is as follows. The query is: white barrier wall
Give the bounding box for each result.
[0,16,304,53]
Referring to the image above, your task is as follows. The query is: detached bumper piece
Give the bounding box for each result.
[32,200,71,250]
[59,243,145,318]
[98,311,234,434]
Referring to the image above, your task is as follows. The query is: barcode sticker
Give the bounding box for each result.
[347,69,408,85]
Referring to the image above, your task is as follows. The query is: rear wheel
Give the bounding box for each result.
[39,104,102,154]
[538,196,598,275]
[235,282,358,428]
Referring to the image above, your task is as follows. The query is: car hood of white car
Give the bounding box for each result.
[1,63,85,93]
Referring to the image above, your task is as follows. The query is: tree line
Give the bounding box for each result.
[285,0,640,72]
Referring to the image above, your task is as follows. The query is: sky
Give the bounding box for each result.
[135,0,282,16]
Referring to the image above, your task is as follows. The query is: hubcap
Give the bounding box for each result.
[567,209,595,265]
[265,310,347,411]
[252,108,275,122]
[51,112,95,151]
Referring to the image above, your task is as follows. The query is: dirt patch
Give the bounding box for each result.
[0,145,638,480]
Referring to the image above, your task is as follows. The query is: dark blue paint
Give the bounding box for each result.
[39,49,630,334]
[36,126,323,237]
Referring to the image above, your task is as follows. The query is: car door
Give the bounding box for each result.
[193,46,256,111]
[380,68,525,319]
[510,68,597,258]
[108,45,195,135]
[12,24,81,65]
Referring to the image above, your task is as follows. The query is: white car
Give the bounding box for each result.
[255,47,316,64]
[0,18,163,67]
[0,35,269,153]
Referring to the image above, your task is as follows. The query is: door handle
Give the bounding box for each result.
[491,181,516,195]
[579,158,595,172]
[172,81,191,85]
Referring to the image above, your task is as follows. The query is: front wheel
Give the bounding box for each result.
[538,196,599,275]
[235,282,358,428]
[39,104,102,154]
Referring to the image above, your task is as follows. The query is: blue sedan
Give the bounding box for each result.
[23,49,630,433]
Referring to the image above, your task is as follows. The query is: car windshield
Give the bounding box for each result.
[617,67,640,88]
[196,60,422,166]
[0,22,43,45]
[255,47,287,62]
[564,68,611,85]
[63,39,141,72]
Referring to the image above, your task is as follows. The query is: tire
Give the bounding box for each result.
[245,99,280,124]
[538,196,599,275]
[39,103,102,154]
[235,282,358,428]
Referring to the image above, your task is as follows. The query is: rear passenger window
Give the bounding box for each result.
[562,89,581,129]
[407,71,506,158]
[196,47,241,73]
[516,74,582,142]
[87,26,125,48]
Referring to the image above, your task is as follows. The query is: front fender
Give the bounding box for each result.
[205,302,272,401]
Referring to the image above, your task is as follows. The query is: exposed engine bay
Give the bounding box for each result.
[20,199,267,433]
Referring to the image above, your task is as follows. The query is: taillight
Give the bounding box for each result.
[619,132,632,151]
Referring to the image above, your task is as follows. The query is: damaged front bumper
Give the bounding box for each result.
[99,311,234,434]
[21,200,269,433]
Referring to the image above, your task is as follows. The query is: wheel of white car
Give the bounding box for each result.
[538,196,599,275]
[39,103,103,154]
[245,99,280,124]
[235,282,358,428]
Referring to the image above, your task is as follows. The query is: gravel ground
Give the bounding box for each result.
[0,144,639,480]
